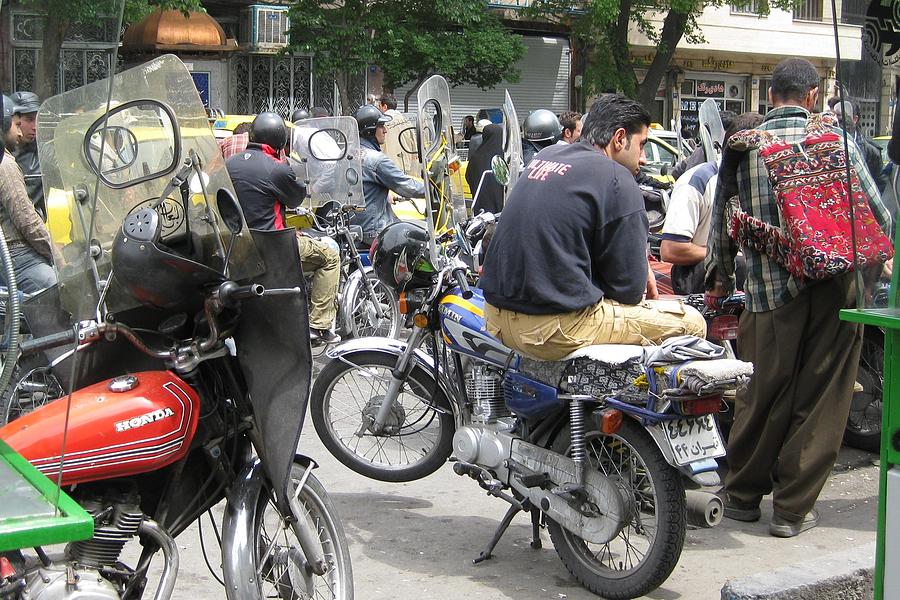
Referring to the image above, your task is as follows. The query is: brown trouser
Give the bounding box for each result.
[724,273,861,521]
[484,298,706,361]
[296,234,340,329]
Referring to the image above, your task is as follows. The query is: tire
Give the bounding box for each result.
[310,351,454,482]
[547,419,686,600]
[252,464,353,600]
[344,273,401,339]
[844,328,882,452]
[1,364,63,425]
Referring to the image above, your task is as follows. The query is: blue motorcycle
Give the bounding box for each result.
[310,220,753,599]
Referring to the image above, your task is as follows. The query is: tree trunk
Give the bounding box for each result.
[634,9,690,110]
[35,11,70,99]
[611,0,638,96]
[336,71,352,116]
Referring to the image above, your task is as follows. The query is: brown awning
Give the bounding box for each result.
[122,9,237,53]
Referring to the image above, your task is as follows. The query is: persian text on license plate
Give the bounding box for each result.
[656,414,725,467]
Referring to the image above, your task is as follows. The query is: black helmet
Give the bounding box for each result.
[290,108,310,122]
[249,111,287,149]
[371,222,434,292]
[11,91,39,115]
[353,104,391,137]
[112,207,224,310]
[1,95,13,135]
[523,109,562,143]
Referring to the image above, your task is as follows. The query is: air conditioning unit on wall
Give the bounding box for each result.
[240,5,290,51]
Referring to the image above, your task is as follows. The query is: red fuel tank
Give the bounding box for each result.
[0,371,200,486]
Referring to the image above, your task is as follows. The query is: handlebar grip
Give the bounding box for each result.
[218,282,265,306]
[453,269,473,300]
[19,328,77,356]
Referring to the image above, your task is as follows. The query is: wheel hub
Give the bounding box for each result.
[361,395,406,435]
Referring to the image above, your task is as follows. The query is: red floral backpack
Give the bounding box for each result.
[727,113,892,281]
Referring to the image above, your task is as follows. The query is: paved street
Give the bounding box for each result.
[157,406,879,600]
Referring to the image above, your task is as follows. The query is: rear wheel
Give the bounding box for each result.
[547,419,686,600]
[844,328,882,453]
[251,465,353,600]
[345,274,400,339]
[310,351,454,482]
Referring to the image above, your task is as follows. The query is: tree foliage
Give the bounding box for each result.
[288,0,525,113]
[18,0,203,99]
[525,0,794,110]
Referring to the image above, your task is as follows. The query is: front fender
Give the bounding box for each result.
[325,336,458,421]
[222,456,322,599]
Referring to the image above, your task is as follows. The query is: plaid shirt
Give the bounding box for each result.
[708,105,892,312]
[219,133,250,160]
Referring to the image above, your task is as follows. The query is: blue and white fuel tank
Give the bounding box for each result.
[437,287,518,368]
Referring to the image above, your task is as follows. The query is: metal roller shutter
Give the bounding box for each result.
[393,35,570,130]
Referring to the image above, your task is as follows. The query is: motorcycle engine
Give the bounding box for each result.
[465,364,510,424]
[24,565,120,600]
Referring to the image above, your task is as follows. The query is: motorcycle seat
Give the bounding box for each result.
[517,344,646,398]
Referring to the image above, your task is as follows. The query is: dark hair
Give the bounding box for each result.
[770,58,820,104]
[719,110,736,133]
[233,122,252,136]
[581,94,651,148]
[723,111,764,146]
[378,94,398,110]
[311,106,329,117]
[827,96,841,110]
[559,111,582,133]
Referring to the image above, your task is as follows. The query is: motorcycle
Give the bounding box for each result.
[288,116,402,342]
[0,55,353,599]
[308,76,752,600]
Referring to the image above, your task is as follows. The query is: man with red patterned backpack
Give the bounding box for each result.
[706,58,892,537]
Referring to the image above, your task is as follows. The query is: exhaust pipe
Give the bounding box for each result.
[685,490,723,528]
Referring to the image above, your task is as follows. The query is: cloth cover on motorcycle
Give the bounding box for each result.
[234,229,312,514]
[727,112,893,280]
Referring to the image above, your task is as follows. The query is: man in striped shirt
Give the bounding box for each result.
[706,58,892,538]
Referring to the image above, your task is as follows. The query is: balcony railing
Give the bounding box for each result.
[730,0,762,15]
[793,0,823,21]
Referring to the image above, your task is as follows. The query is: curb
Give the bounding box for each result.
[720,542,875,600]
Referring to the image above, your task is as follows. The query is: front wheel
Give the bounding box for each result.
[310,351,454,482]
[844,328,883,452]
[251,465,353,600]
[547,419,686,600]
[343,273,401,339]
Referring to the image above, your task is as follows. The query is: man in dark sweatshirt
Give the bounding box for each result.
[481,94,705,361]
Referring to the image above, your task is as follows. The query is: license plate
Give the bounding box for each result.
[656,414,725,466]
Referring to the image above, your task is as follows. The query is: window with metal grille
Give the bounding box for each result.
[793,0,823,21]
[731,0,762,15]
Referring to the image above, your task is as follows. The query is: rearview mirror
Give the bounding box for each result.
[491,155,510,187]
[216,188,244,235]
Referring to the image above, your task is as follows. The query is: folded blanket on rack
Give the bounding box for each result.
[663,359,754,396]
[643,335,725,366]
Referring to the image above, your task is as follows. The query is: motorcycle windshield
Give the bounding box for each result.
[289,116,364,209]
[502,90,524,190]
[416,76,467,257]
[381,112,421,177]
[37,54,262,320]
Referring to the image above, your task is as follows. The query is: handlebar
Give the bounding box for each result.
[19,328,77,356]
[217,281,264,307]
[453,268,473,300]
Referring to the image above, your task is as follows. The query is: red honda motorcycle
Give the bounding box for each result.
[0,55,353,600]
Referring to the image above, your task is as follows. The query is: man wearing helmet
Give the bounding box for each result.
[522,109,562,164]
[352,104,426,245]
[0,95,56,293]
[481,94,705,361]
[226,112,341,343]
[10,91,45,219]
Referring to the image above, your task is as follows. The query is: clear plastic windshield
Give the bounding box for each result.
[37,55,262,320]
[381,111,421,177]
[503,90,524,190]
[288,116,364,209]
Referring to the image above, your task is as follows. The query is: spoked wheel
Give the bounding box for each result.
[2,366,63,424]
[346,274,401,339]
[844,328,883,453]
[547,419,686,600]
[310,351,454,482]
[252,465,353,600]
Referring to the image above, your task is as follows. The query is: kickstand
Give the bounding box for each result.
[529,507,542,549]
[473,503,521,564]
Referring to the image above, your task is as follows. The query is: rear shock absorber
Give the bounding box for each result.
[569,396,586,487]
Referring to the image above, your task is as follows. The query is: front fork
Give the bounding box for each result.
[367,325,428,434]
[344,233,385,320]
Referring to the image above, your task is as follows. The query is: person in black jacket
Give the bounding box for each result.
[481,94,705,361]
[465,123,504,215]
[834,100,886,190]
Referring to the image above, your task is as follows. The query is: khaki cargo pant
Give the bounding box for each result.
[485,298,706,361]
[296,233,340,329]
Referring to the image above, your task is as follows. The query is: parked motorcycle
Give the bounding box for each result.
[0,55,353,599]
[308,75,751,600]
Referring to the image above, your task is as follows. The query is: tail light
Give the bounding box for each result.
[676,394,723,416]
[709,315,738,341]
